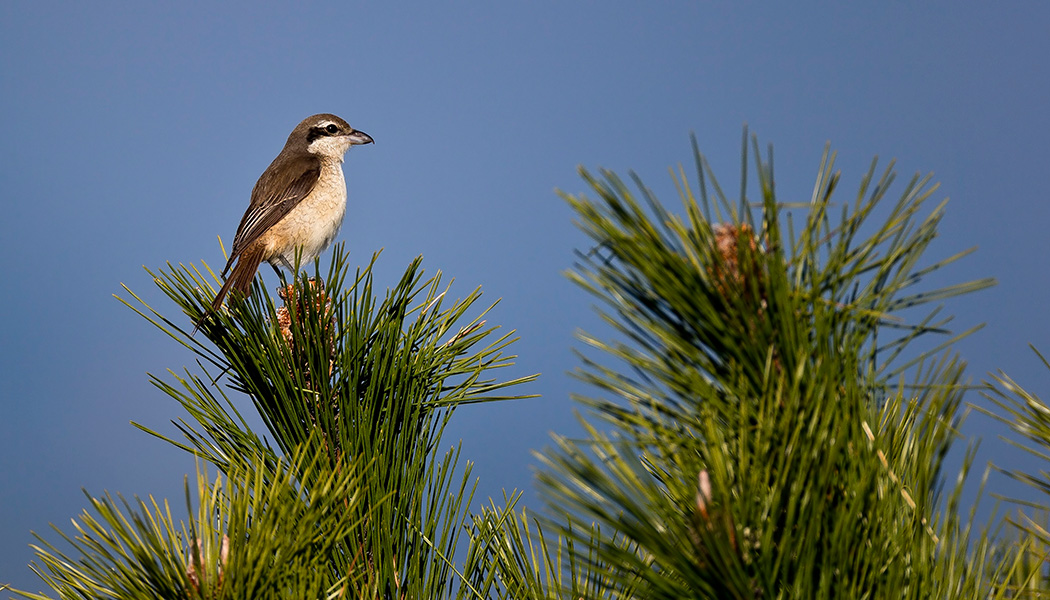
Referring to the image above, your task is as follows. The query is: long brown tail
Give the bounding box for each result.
[212,244,265,310]
[193,245,265,333]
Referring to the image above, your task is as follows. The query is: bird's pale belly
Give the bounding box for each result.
[263,166,347,269]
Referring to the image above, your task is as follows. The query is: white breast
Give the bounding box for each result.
[266,161,348,268]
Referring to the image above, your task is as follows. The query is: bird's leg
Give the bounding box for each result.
[271,263,288,284]
[278,254,322,291]
[272,260,293,299]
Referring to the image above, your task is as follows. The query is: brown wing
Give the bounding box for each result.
[222,154,321,275]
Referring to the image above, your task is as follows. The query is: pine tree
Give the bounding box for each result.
[475,133,1044,598]
[14,251,536,599]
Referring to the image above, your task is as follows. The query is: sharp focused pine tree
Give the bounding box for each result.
[13,249,536,599]
[477,134,1041,598]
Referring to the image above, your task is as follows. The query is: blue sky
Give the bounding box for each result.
[3,2,1050,592]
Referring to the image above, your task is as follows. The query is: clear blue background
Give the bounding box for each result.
[3,2,1049,592]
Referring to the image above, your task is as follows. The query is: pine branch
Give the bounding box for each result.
[534,132,1015,598]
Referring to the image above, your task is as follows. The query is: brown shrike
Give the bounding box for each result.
[207,114,373,314]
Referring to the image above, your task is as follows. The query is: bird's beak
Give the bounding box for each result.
[347,130,374,145]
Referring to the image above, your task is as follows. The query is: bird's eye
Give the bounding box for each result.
[325,124,338,134]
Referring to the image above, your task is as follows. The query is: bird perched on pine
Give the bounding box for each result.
[197,113,372,330]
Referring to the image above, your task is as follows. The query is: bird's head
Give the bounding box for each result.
[289,113,373,160]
